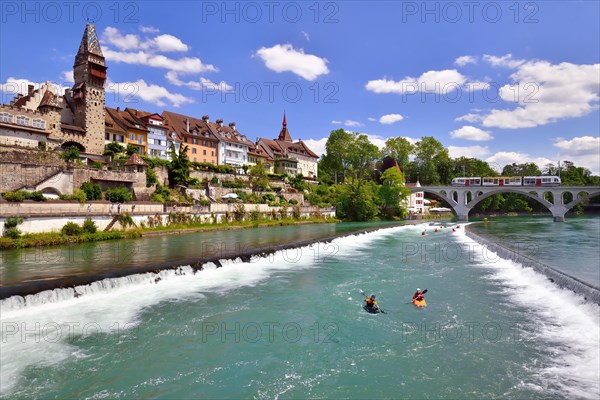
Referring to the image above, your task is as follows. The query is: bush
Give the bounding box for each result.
[81,182,102,200]
[82,218,97,234]
[3,227,21,239]
[2,191,24,202]
[222,180,248,189]
[117,213,134,228]
[59,189,87,203]
[5,217,24,229]
[61,221,82,236]
[29,191,47,201]
[105,186,133,203]
[262,193,276,203]
[288,198,298,205]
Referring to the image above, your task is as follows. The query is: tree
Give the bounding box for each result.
[80,182,102,200]
[319,129,353,184]
[103,142,126,158]
[249,161,270,192]
[168,144,191,187]
[126,144,140,155]
[379,167,410,218]
[502,162,541,176]
[61,146,80,164]
[412,137,450,185]
[383,137,413,171]
[346,133,382,188]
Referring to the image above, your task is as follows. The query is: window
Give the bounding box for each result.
[105,132,111,140]
[211,151,214,156]
[192,148,197,154]
[202,140,207,146]
[138,135,143,144]
[192,138,198,145]
[130,133,135,141]
[0,113,13,123]
[203,158,206,163]
[114,134,124,142]
[203,149,206,155]
[16,116,29,126]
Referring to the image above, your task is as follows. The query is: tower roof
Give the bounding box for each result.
[278,112,292,142]
[75,23,105,66]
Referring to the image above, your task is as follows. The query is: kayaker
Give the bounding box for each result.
[412,288,424,302]
[365,294,378,309]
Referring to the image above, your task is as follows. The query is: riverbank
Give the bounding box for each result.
[464,223,600,304]
[0,217,338,250]
[0,220,430,299]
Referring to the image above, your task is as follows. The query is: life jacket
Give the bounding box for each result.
[412,292,423,301]
[365,298,377,307]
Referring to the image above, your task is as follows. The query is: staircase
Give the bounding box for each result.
[16,166,65,191]
[104,216,119,231]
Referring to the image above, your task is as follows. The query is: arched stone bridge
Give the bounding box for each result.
[408,186,600,222]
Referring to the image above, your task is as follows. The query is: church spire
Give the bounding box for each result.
[278,112,292,142]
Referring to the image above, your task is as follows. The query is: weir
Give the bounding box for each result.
[464,229,600,305]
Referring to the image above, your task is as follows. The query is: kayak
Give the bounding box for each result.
[363,304,381,314]
[412,298,427,307]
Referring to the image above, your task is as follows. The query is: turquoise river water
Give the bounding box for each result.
[1,217,599,399]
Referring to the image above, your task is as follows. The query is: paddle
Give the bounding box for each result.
[360,290,386,313]
[406,289,428,304]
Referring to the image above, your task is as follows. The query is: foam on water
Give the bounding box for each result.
[0,228,410,396]
[455,233,600,399]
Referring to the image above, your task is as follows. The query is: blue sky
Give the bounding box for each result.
[1,1,599,174]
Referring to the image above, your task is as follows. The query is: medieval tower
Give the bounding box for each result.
[69,23,107,154]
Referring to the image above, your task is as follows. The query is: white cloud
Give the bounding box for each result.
[166,71,233,91]
[455,55,477,67]
[303,138,327,157]
[368,117,377,122]
[379,114,404,124]
[60,70,74,84]
[554,136,600,174]
[331,119,363,127]
[103,27,189,52]
[107,79,194,108]
[455,113,484,123]
[450,126,493,141]
[554,136,600,156]
[485,151,554,172]
[448,145,490,159]
[366,69,466,94]
[467,59,600,129]
[140,25,159,34]
[0,77,68,97]
[255,44,329,81]
[483,54,526,69]
[104,48,217,74]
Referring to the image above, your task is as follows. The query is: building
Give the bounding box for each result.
[256,114,319,178]
[126,108,168,159]
[207,119,253,171]
[1,24,107,155]
[405,180,426,214]
[162,112,219,164]
[247,142,274,173]
[105,107,148,155]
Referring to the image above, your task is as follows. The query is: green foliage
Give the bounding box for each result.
[91,161,103,170]
[262,193,276,203]
[28,191,47,201]
[59,189,87,203]
[289,174,309,192]
[222,179,248,189]
[104,142,126,157]
[3,227,22,239]
[288,198,298,205]
[105,187,133,203]
[38,141,47,151]
[233,203,246,221]
[249,161,270,192]
[336,182,380,221]
[126,144,140,155]
[117,213,135,228]
[383,137,413,171]
[502,162,541,177]
[379,167,410,218]
[80,182,102,200]
[409,136,450,185]
[168,144,191,187]
[292,205,301,219]
[2,191,24,202]
[61,146,80,163]
[82,218,97,234]
[61,221,83,236]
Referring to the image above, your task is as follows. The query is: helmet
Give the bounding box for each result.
[371,295,375,298]
[416,288,421,291]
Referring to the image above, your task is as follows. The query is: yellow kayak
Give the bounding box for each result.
[413,298,427,307]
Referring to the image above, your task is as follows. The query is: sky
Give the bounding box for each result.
[1,1,599,174]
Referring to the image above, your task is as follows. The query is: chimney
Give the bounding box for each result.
[116,107,120,112]
[186,118,190,132]
[202,115,209,122]
[229,122,236,130]
[216,119,223,127]
[28,84,34,96]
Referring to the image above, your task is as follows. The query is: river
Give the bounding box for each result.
[1,218,598,399]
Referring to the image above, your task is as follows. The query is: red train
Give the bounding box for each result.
[450,176,561,187]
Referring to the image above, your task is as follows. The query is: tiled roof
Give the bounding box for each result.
[162,111,219,143]
[124,152,148,166]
